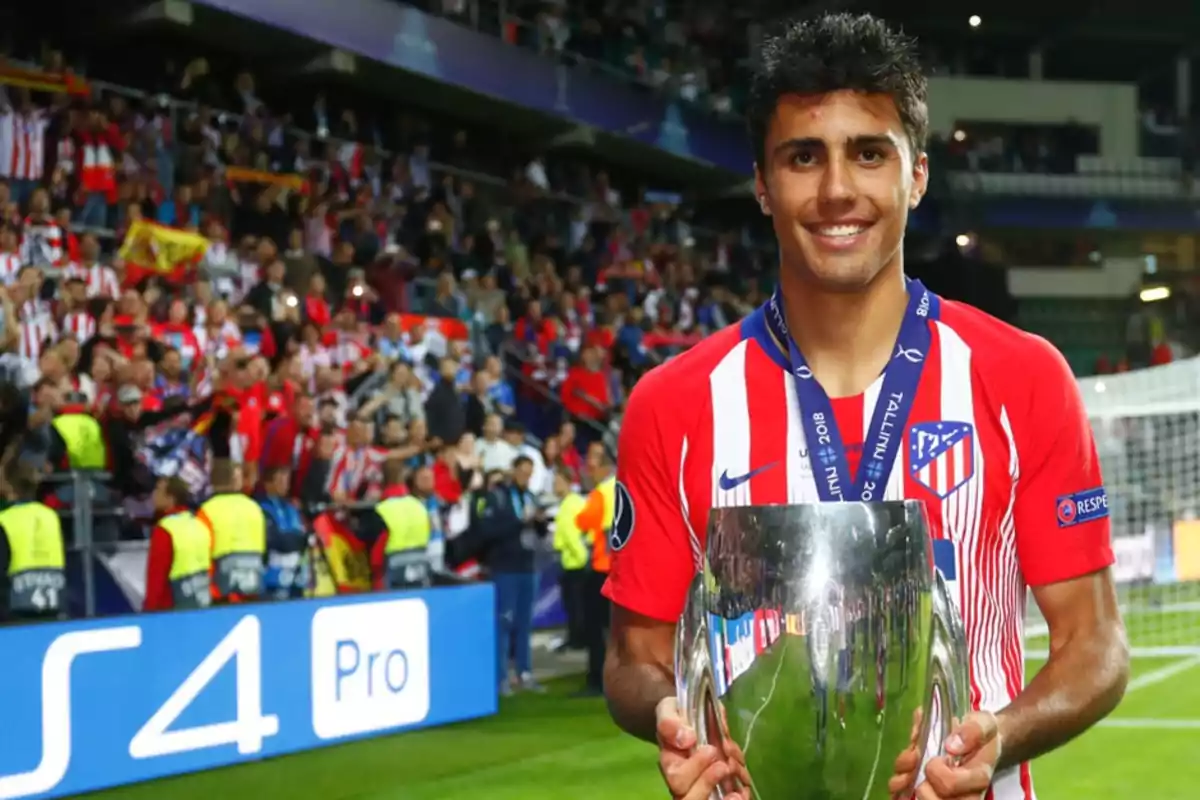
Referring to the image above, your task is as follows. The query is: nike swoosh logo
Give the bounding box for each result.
[718,462,779,491]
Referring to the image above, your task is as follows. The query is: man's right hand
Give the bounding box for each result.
[655,697,748,800]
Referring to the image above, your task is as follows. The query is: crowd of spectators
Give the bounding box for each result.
[423,0,753,118]
[0,37,756,612]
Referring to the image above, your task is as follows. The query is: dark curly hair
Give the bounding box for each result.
[746,13,929,168]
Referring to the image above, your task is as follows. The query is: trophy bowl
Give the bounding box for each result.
[676,500,968,800]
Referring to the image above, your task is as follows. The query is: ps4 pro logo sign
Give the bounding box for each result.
[0,617,277,800]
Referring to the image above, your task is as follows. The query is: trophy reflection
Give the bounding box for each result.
[676,501,968,800]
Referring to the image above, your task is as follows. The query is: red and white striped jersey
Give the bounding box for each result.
[0,252,20,285]
[62,261,120,298]
[603,295,1114,800]
[0,110,48,181]
[61,309,96,343]
[15,300,56,362]
[326,443,386,499]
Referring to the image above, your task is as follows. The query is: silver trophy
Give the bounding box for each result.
[676,501,969,799]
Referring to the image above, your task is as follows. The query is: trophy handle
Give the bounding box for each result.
[676,611,730,800]
[927,570,970,754]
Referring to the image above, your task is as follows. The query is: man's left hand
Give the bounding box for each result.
[915,711,1002,800]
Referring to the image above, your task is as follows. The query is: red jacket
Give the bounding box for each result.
[561,366,610,420]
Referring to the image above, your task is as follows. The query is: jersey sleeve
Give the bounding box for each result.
[601,368,696,623]
[1009,338,1114,587]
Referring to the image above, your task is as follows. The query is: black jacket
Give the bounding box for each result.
[471,484,540,574]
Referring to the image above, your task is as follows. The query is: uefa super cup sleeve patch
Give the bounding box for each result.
[1055,487,1109,528]
[608,481,636,551]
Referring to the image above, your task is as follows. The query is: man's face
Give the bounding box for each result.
[81,235,99,263]
[413,467,435,495]
[268,469,291,496]
[483,415,501,439]
[755,91,926,292]
[513,461,533,489]
[152,480,169,512]
[161,350,182,379]
[29,190,48,215]
[348,419,371,447]
[294,396,315,427]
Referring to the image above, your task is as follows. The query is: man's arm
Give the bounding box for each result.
[996,337,1129,763]
[995,569,1128,768]
[605,605,677,742]
[599,364,699,742]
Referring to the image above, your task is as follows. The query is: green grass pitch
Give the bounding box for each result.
[91,654,1199,799]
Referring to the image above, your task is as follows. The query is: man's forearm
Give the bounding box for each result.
[995,626,1129,769]
[604,658,676,743]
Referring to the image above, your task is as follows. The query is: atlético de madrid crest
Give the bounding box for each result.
[908,421,975,499]
[609,481,636,551]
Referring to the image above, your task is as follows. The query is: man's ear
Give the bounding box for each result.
[754,164,771,217]
[909,151,928,209]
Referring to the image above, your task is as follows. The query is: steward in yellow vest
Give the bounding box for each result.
[145,476,212,612]
[551,467,588,650]
[50,413,107,470]
[0,461,66,621]
[575,455,617,695]
[370,486,433,591]
[197,462,265,603]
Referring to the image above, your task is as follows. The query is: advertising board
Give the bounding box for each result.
[0,585,496,799]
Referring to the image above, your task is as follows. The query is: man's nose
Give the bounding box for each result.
[818,156,857,206]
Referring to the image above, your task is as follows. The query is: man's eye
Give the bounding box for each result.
[860,149,885,162]
[791,151,816,166]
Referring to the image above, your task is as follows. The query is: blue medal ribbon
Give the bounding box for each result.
[765,279,940,502]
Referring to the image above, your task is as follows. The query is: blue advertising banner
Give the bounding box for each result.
[196,0,750,173]
[0,586,496,799]
[532,562,566,630]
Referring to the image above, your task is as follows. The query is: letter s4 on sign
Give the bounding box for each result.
[1055,487,1109,528]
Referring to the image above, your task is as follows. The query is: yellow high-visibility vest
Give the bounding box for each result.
[553,492,589,571]
[0,502,66,616]
[377,496,432,590]
[198,493,266,599]
[159,512,212,610]
[51,414,106,469]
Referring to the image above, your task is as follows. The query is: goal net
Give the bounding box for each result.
[1024,358,1200,659]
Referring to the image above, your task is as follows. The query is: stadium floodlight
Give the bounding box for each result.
[1140,286,1171,303]
[1025,359,1200,659]
[968,15,982,28]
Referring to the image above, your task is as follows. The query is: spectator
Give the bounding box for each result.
[477,412,518,473]
[472,454,544,696]
[258,465,308,600]
[551,466,588,652]
[425,356,466,445]
[143,476,210,613]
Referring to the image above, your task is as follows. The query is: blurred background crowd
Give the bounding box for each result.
[0,0,1196,672]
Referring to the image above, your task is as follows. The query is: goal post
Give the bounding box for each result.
[1025,359,1200,660]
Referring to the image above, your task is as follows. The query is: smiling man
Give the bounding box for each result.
[600,12,1130,800]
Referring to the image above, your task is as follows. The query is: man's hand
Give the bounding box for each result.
[911,711,1001,800]
[655,697,748,800]
[888,708,923,797]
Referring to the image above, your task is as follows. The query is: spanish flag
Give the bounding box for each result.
[119,220,210,285]
[225,166,309,194]
[0,62,89,96]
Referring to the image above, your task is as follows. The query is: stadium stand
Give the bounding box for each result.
[0,2,1198,797]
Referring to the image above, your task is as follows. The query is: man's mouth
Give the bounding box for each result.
[806,221,875,248]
